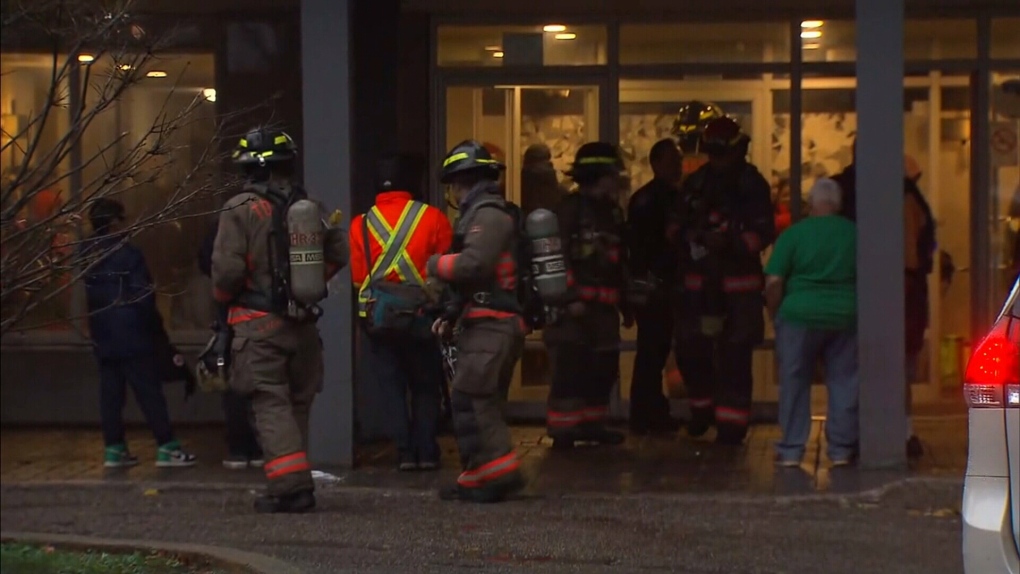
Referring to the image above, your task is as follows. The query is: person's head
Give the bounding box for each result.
[231,126,298,182]
[440,140,505,202]
[807,177,843,216]
[672,101,724,156]
[700,117,750,171]
[376,153,426,198]
[88,197,126,235]
[568,142,626,201]
[523,143,554,171]
[904,154,922,183]
[649,138,682,183]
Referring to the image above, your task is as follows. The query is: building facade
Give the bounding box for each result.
[2,0,1018,468]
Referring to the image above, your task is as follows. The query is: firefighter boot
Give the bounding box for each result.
[253,489,316,514]
[686,409,715,438]
[439,472,525,503]
[715,423,748,446]
[581,423,626,446]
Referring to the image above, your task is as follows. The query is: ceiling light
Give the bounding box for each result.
[801,30,822,39]
[77,54,94,63]
[492,51,504,58]
[802,43,821,50]
[801,20,824,29]
[118,64,133,71]
[554,33,577,40]
[543,24,566,33]
[484,45,502,51]
[202,88,216,102]
[146,70,168,78]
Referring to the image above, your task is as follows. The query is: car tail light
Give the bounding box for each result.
[963,319,1020,408]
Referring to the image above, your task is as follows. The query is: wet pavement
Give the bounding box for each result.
[1,416,967,497]
[0,480,965,574]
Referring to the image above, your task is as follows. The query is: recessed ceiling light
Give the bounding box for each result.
[118,64,133,71]
[146,70,168,78]
[77,54,94,63]
[554,33,577,40]
[543,24,566,33]
[801,20,824,29]
[492,51,504,58]
[202,88,216,102]
[802,43,821,50]
[801,30,822,39]
[484,45,502,51]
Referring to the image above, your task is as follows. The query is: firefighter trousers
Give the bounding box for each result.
[674,290,764,443]
[230,315,323,497]
[543,304,621,437]
[450,316,525,492]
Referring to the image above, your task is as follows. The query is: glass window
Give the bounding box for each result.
[79,53,219,333]
[620,22,790,65]
[992,71,1020,310]
[437,25,607,67]
[991,19,1020,60]
[800,19,978,62]
[1,53,74,332]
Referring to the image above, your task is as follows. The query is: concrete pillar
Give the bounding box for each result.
[855,0,908,469]
[302,0,354,467]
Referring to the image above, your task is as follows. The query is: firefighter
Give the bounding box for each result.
[626,138,683,435]
[669,117,774,445]
[426,140,526,503]
[544,142,633,448]
[211,127,349,513]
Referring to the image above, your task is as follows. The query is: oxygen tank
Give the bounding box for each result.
[287,199,327,305]
[525,208,569,303]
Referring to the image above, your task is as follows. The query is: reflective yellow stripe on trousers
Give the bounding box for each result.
[357,201,427,317]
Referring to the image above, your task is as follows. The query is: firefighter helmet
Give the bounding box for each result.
[232,127,298,166]
[567,141,626,184]
[700,116,750,157]
[672,101,724,155]
[440,140,505,184]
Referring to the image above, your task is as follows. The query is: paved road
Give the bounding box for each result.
[0,482,963,574]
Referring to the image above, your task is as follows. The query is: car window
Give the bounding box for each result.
[1006,279,1019,319]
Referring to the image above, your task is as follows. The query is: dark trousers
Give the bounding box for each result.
[98,354,174,447]
[630,292,674,424]
[222,390,261,458]
[677,336,755,437]
[360,329,443,463]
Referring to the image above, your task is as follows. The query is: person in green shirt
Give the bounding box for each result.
[764,177,859,467]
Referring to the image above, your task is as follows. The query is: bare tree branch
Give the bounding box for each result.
[1,0,263,335]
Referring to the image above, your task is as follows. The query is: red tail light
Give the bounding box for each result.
[963,319,1020,408]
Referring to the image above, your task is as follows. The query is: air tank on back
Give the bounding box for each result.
[287,199,327,305]
[524,208,569,304]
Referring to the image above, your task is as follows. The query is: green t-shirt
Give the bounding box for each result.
[764,215,857,330]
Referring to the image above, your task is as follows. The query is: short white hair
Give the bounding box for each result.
[808,178,843,209]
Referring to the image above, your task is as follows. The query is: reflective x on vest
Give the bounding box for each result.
[357,201,427,317]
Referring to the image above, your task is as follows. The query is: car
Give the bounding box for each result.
[963,278,1020,574]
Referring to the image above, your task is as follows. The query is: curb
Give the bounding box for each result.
[0,531,303,574]
[0,474,964,506]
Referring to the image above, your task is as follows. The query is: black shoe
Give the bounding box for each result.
[632,417,682,435]
[907,435,924,459]
[686,419,712,438]
[584,425,626,446]
[715,426,747,446]
[253,490,316,514]
[398,452,418,472]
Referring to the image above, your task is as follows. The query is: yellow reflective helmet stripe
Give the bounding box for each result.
[577,156,619,165]
[274,134,291,146]
[443,152,470,167]
[238,138,248,148]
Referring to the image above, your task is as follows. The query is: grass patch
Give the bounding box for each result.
[0,543,232,574]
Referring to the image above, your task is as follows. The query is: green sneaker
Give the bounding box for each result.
[104,444,139,468]
[156,440,198,468]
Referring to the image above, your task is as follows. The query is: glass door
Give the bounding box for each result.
[440,82,601,412]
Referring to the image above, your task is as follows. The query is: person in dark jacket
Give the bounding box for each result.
[626,138,683,434]
[198,219,264,470]
[83,198,196,468]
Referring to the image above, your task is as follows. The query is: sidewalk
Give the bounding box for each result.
[1,416,967,498]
